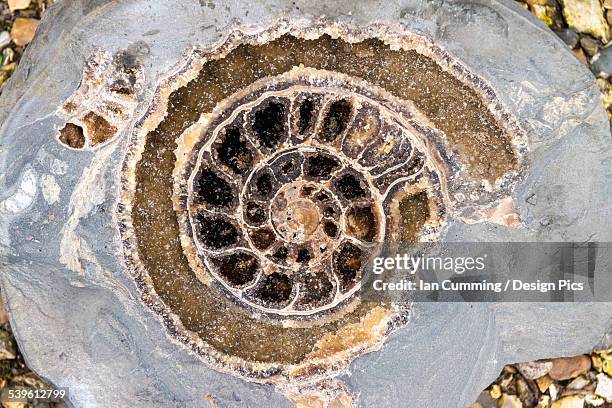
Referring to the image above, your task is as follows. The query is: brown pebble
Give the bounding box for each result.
[579,36,600,57]
[573,48,588,64]
[548,355,591,380]
[0,293,8,326]
[8,0,31,12]
[10,18,40,47]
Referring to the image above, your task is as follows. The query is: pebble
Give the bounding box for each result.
[574,47,589,64]
[535,375,553,393]
[550,383,559,400]
[517,361,553,379]
[0,294,8,326]
[0,32,10,51]
[490,384,502,399]
[580,36,600,57]
[567,375,590,390]
[516,376,537,407]
[591,45,612,77]
[10,18,40,47]
[554,28,580,48]
[531,4,564,28]
[525,0,557,5]
[551,395,585,408]
[537,395,551,408]
[7,0,31,12]
[595,373,612,402]
[549,355,592,380]
[561,0,609,42]
[1,399,26,408]
[499,394,523,408]
[0,330,16,360]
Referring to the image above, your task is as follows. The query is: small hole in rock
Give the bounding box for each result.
[333,242,363,291]
[213,252,259,286]
[272,246,289,260]
[304,153,341,179]
[296,248,311,263]
[195,214,240,249]
[335,173,367,200]
[216,126,254,174]
[320,99,352,142]
[296,98,316,135]
[323,221,338,238]
[252,99,287,149]
[254,172,274,196]
[250,228,275,250]
[301,186,315,197]
[194,169,234,208]
[59,123,85,149]
[244,201,267,225]
[346,204,378,242]
[254,272,293,304]
[299,273,334,305]
[323,206,336,217]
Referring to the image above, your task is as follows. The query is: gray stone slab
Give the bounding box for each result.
[0,0,610,407]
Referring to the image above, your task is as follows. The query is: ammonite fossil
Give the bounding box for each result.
[118,25,527,384]
[1,1,611,407]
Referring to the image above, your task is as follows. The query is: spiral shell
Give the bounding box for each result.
[118,24,526,382]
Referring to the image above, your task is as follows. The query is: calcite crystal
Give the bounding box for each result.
[0,1,610,407]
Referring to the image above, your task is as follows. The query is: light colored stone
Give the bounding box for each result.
[7,0,31,12]
[0,293,8,326]
[567,375,590,390]
[531,4,563,28]
[584,394,606,406]
[595,373,612,402]
[0,330,15,360]
[551,395,584,408]
[0,330,17,360]
[490,384,502,399]
[10,18,39,47]
[499,394,523,408]
[0,31,10,50]
[550,384,560,401]
[549,355,592,380]
[536,375,554,392]
[600,352,612,376]
[561,0,609,42]
[517,361,553,379]
[536,395,550,408]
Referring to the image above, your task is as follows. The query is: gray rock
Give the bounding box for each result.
[555,28,580,48]
[591,45,612,76]
[0,1,610,408]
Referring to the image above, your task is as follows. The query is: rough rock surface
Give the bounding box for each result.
[0,1,610,407]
